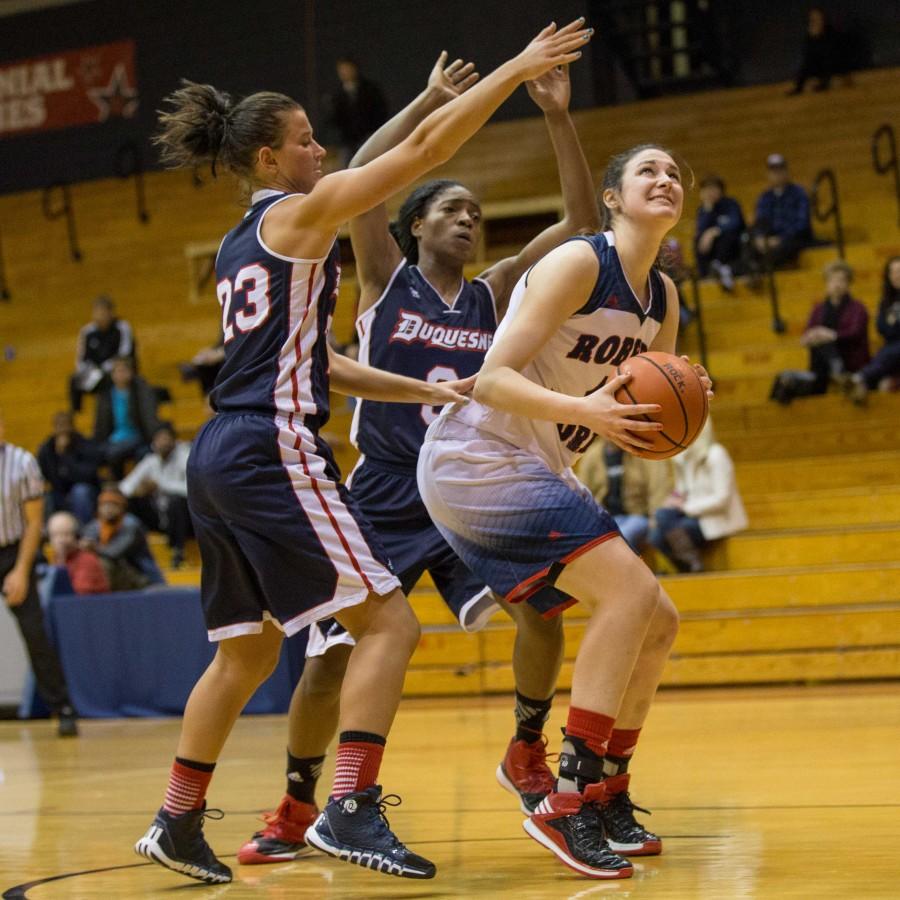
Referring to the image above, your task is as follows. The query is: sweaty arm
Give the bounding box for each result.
[481,67,600,315]
[328,346,473,406]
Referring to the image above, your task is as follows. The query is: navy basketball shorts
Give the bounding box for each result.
[187,412,399,641]
[417,428,621,618]
[306,456,496,659]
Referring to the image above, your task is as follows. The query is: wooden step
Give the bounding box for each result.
[735,450,900,494]
[743,485,900,528]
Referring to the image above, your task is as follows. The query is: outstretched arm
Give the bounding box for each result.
[349,52,480,310]
[481,64,600,316]
[265,20,594,259]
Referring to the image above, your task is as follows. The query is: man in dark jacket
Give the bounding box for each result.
[694,175,746,290]
[69,295,136,412]
[751,154,814,270]
[328,57,388,167]
[93,357,160,478]
[37,411,101,524]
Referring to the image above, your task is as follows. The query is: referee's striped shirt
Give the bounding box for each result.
[0,443,45,547]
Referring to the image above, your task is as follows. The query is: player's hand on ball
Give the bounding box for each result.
[581,371,663,453]
[681,356,714,398]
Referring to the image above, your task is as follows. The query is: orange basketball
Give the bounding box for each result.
[614,351,709,459]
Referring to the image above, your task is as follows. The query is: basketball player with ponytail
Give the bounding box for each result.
[418,144,713,878]
[133,20,593,886]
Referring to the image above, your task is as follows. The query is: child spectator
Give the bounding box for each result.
[46,511,110,595]
[69,295,136,412]
[37,411,101,524]
[845,256,900,404]
[82,488,165,590]
[770,260,869,404]
[577,441,674,554]
[694,174,745,291]
[120,422,192,568]
[651,419,747,573]
[93,357,161,478]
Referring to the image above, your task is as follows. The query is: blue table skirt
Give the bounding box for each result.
[44,588,307,718]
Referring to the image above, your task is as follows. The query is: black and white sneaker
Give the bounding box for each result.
[598,774,662,856]
[305,786,436,879]
[134,803,232,884]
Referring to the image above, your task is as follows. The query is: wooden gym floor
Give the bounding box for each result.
[2,683,899,899]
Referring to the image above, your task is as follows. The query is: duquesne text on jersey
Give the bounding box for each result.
[389,309,493,352]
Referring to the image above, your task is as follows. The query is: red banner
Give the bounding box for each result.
[0,40,138,139]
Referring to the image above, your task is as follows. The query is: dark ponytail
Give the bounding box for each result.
[390,179,464,264]
[155,79,301,180]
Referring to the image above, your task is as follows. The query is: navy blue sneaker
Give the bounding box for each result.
[134,803,232,884]
[305,786,436,879]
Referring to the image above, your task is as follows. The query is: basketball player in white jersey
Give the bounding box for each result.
[418,143,712,878]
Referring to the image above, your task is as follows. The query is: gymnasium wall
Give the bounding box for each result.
[2,0,900,195]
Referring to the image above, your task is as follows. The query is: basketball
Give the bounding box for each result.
[615,351,709,459]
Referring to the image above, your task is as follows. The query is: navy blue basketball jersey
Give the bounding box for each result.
[351,261,497,468]
[210,189,340,428]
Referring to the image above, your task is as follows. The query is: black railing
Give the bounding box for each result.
[686,269,709,374]
[41,182,82,262]
[872,123,900,227]
[764,253,787,334]
[114,141,150,224]
[811,168,845,259]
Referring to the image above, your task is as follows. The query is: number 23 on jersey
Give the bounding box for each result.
[217,264,272,342]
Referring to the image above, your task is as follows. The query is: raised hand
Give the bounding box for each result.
[427,51,480,104]
[526,63,572,113]
[514,19,593,82]
[579,371,663,453]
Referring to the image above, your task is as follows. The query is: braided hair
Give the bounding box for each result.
[389,179,465,264]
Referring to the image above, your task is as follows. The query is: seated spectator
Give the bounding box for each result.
[37,411,101,524]
[69,295,136,412]
[46,511,110,595]
[82,488,165,590]
[577,441,674,554]
[651,420,748,573]
[120,422,192,568]
[845,256,900,404]
[770,260,869,404]
[749,155,813,272]
[787,7,838,95]
[94,356,161,478]
[694,175,745,291]
[178,336,225,397]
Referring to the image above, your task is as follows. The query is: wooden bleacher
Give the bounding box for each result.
[1,68,899,691]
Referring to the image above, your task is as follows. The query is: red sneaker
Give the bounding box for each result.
[496,735,556,813]
[237,796,319,864]
[599,773,662,856]
[524,785,633,879]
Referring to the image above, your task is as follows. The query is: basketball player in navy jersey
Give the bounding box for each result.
[418,144,713,878]
[132,21,593,886]
[237,53,600,866]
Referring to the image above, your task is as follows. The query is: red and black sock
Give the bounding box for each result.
[331,731,386,799]
[604,727,642,777]
[286,750,325,806]
[163,757,215,817]
[514,690,554,744]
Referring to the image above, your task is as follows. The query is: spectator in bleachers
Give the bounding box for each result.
[93,356,161,478]
[749,154,813,272]
[328,56,389,168]
[37,411,101,525]
[650,419,747,573]
[120,422,192,569]
[69,295,136,412]
[577,441,674,554]
[844,256,900,405]
[82,488,165,591]
[694,175,745,292]
[787,7,838,95]
[770,260,869,404]
[178,336,225,397]
[46,511,110,595]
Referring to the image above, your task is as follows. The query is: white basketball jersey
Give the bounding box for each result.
[437,231,667,473]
